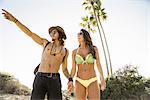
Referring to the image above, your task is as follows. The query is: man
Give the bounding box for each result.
[2,9,73,100]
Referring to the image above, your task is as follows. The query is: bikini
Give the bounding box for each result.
[75,48,97,88]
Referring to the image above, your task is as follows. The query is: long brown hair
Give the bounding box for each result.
[80,29,96,59]
[49,26,66,46]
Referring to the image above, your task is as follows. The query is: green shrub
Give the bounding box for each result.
[101,65,150,100]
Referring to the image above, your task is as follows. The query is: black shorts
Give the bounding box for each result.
[30,72,62,100]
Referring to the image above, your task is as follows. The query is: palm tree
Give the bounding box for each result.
[80,0,113,76]
[92,0,113,75]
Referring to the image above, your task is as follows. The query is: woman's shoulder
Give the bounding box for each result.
[93,45,98,51]
[72,48,78,54]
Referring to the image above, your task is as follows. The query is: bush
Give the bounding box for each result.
[101,65,150,100]
[0,72,13,90]
[0,72,31,95]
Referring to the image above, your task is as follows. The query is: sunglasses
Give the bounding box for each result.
[78,31,84,35]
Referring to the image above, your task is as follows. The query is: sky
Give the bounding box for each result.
[0,0,150,90]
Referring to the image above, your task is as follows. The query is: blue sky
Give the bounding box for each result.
[0,0,150,90]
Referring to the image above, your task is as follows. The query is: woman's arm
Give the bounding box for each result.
[95,46,105,80]
[94,46,106,91]
[2,9,48,46]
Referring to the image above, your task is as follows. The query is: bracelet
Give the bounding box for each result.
[14,19,18,23]
[68,77,73,82]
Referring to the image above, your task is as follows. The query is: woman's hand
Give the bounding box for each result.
[2,9,17,23]
[100,78,106,91]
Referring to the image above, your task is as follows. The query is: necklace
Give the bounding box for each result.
[50,43,63,56]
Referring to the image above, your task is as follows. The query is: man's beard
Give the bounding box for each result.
[52,38,61,41]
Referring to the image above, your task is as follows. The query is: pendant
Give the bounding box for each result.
[53,47,56,52]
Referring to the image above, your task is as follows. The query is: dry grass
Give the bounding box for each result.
[0,72,31,96]
[0,72,74,100]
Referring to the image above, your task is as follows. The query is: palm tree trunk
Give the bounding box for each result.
[91,2,110,76]
[97,14,113,75]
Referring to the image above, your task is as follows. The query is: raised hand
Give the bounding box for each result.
[2,9,17,23]
[2,9,45,46]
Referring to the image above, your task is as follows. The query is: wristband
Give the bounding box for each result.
[68,77,73,82]
[14,19,18,23]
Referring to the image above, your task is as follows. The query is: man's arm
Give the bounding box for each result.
[70,49,77,78]
[62,48,70,79]
[67,49,76,93]
[2,9,48,46]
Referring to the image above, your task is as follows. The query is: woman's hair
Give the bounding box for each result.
[49,26,66,46]
[80,29,96,59]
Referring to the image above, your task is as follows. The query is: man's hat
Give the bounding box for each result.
[49,26,66,40]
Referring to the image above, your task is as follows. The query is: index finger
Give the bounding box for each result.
[2,9,9,13]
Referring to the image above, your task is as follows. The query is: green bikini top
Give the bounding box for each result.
[75,48,95,64]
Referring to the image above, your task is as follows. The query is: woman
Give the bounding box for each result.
[69,29,106,100]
